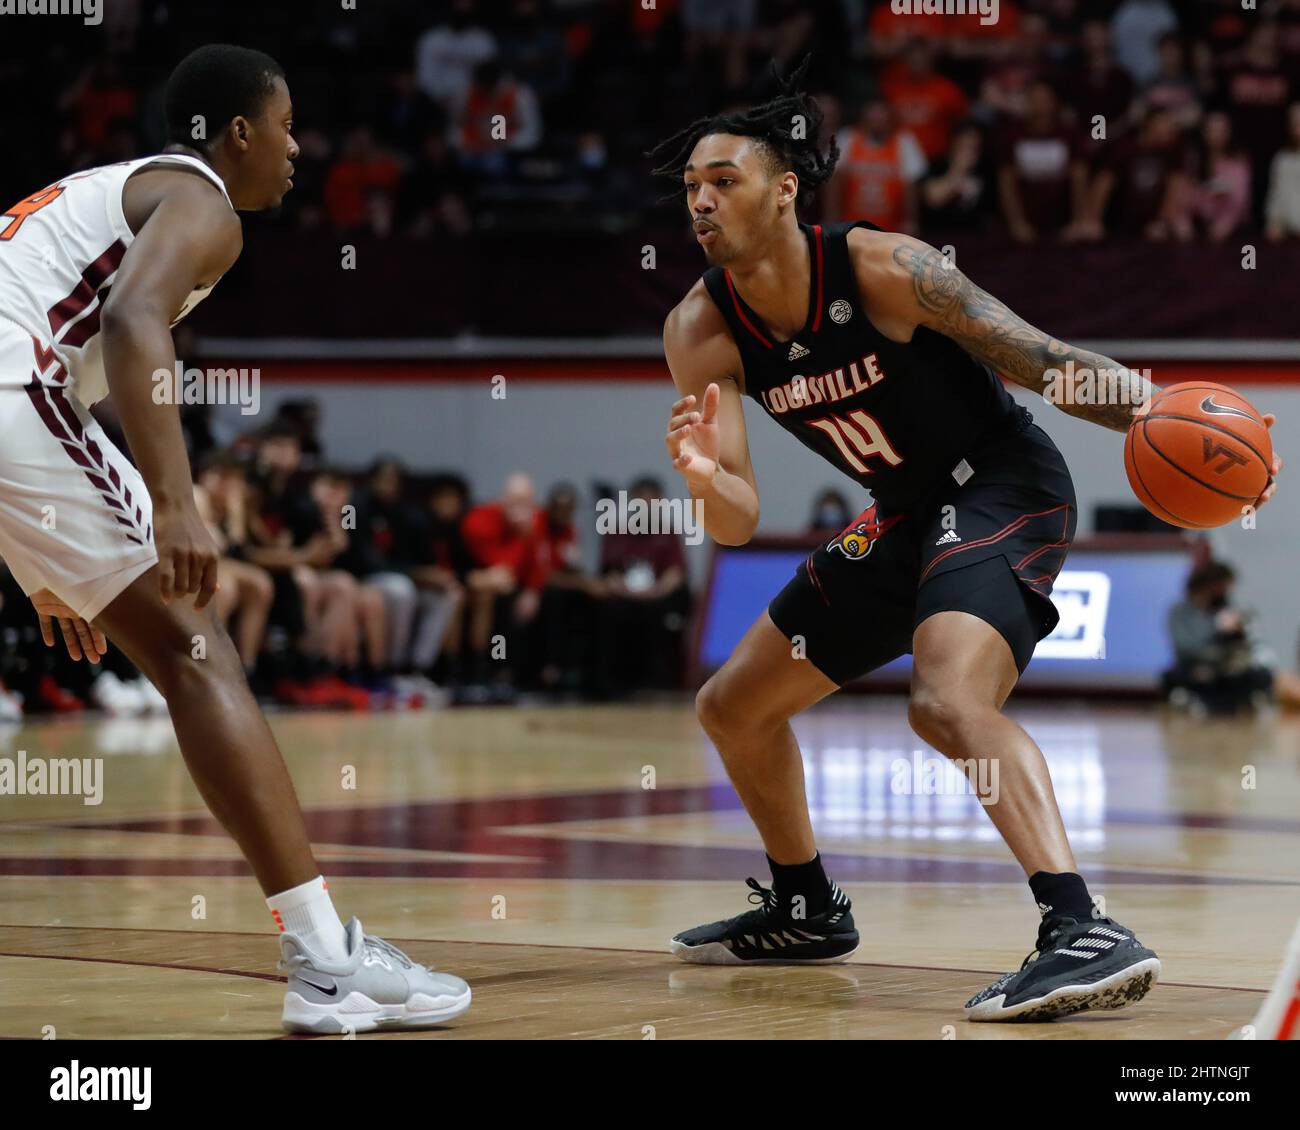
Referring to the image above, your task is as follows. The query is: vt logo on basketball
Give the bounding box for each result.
[1201,436,1250,474]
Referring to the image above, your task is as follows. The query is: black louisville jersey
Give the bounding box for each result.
[702,221,1030,512]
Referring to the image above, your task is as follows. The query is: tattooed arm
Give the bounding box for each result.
[853,231,1157,433]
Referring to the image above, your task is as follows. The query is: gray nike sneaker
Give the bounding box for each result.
[279,917,472,1034]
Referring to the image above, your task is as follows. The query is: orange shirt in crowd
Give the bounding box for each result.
[324,156,402,228]
[834,128,927,229]
[459,84,521,154]
[880,64,970,159]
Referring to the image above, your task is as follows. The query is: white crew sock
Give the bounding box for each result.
[267,875,349,962]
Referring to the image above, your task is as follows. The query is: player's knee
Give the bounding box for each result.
[907,688,981,749]
[144,619,242,701]
[696,671,774,740]
[695,675,733,737]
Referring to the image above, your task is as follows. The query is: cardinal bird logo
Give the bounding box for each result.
[828,505,899,560]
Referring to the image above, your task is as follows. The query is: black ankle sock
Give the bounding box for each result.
[1028,871,1094,921]
[767,853,832,917]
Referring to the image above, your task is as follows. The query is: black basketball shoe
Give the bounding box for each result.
[670,877,860,965]
[965,912,1160,1021]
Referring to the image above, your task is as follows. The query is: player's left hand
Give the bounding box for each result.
[1256,413,1282,508]
[31,588,107,663]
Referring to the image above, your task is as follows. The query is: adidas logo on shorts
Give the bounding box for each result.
[935,529,962,546]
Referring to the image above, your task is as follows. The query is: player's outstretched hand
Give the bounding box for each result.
[1257,413,1282,508]
[153,502,221,610]
[31,588,107,663]
[666,382,722,493]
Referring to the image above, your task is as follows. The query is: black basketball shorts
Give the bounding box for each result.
[768,421,1078,685]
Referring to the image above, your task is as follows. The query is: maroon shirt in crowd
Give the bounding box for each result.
[1103,135,1191,233]
[996,122,1081,232]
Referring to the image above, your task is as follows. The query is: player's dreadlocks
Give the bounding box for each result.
[647,56,839,201]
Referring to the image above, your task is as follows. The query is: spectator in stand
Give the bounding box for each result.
[376,70,443,155]
[410,475,472,689]
[881,39,970,163]
[1136,33,1203,133]
[268,399,324,465]
[679,0,757,94]
[1181,110,1252,243]
[1265,102,1300,240]
[399,128,473,236]
[193,451,274,674]
[995,80,1090,243]
[807,488,853,535]
[1221,22,1291,219]
[460,472,546,702]
[826,99,926,232]
[244,430,368,710]
[1087,105,1192,240]
[453,59,543,177]
[1111,0,1180,88]
[1063,20,1136,158]
[593,477,689,698]
[415,0,497,114]
[921,121,995,233]
[324,126,404,232]
[288,128,332,230]
[306,468,391,685]
[499,0,571,107]
[345,458,445,703]
[1037,0,1084,68]
[535,482,600,694]
[756,0,845,85]
[1185,0,1252,60]
[57,57,138,160]
[976,13,1050,123]
[865,0,951,61]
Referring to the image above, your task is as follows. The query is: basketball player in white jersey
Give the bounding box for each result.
[0,44,470,1033]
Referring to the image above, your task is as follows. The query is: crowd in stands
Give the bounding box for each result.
[0,398,693,718]
[9,0,1300,243]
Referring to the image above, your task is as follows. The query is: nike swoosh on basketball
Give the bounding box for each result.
[1199,395,1254,420]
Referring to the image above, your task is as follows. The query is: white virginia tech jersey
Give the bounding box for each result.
[0,154,233,406]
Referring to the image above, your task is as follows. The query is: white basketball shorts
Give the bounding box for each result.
[0,317,157,620]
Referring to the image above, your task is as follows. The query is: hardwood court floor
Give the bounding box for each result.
[1,699,1298,1039]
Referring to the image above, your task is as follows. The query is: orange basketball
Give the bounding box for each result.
[1124,382,1273,529]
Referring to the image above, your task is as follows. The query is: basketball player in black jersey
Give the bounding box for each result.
[652,63,1279,1021]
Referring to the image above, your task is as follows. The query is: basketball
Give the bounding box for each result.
[1124,382,1273,528]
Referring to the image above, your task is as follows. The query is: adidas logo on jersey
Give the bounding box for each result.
[788,341,810,361]
[935,529,962,545]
